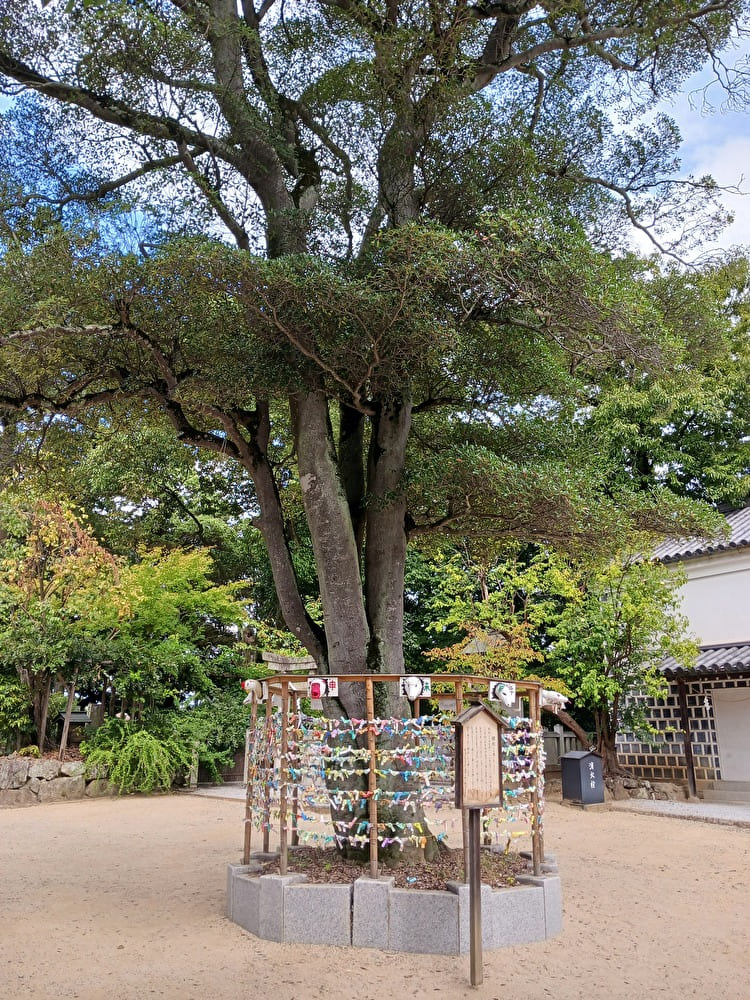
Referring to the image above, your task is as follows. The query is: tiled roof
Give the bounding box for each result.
[653,506,750,563]
[661,643,750,677]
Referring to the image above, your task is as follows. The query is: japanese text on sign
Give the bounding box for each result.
[461,715,501,806]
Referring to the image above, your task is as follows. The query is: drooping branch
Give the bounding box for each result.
[560,168,739,262]
[11,152,195,212]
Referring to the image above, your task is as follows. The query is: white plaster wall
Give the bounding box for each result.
[713,688,750,780]
[673,549,750,645]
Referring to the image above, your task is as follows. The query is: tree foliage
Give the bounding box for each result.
[546,548,698,774]
[0,1,747,731]
[415,539,698,773]
[0,486,255,752]
[585,258,750,504]
[90,546,249,711]
[0,494,118,749]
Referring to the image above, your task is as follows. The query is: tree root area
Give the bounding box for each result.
[261,845,526,889]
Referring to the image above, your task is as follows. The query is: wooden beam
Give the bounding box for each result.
[677,678,698,799]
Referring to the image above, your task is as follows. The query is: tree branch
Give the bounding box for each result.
[470,2,741,91]
[14,153,194,211]
[177,141,251,250]
[0,51,242,168]
[544,706,592,749]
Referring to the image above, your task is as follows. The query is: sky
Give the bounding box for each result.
[663,36,750,254]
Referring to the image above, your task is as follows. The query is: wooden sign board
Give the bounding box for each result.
[454,704,504,809]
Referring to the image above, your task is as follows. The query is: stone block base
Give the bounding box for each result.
[227,863,563,954]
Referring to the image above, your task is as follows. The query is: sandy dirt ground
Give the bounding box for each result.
[1,794,748,1000]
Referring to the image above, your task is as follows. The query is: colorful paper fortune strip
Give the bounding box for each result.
[245,713,545,845]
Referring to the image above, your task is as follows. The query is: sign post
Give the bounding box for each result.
[454,704,505,987]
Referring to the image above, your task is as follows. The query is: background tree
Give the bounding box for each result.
[545,547,698,775]
[90,546,249,718]
[584,258,750,505]
[416,539,699,774]
[0,495,117,750]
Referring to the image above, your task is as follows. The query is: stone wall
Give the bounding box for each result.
[0,755,116,807]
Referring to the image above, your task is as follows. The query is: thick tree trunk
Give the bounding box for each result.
[364,397,411,685]
[293,390,370,715]
[251,450,328,666]
[23,669,52,754]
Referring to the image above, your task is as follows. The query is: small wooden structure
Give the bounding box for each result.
[454,703,505,809]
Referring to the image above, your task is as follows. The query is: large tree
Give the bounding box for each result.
[0,1,747,721]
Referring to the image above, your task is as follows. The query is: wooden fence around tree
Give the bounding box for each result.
[242,674,545,877]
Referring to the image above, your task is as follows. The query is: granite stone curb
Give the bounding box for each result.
[609,798,750,828]
[227,864,563,953]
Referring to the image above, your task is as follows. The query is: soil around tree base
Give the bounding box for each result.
[260,844,526,889]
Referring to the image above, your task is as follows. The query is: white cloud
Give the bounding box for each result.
[684,134,750,249]
[662,36,750,253]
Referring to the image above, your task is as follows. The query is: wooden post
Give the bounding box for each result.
[262,690,273,854]
[468,808,483,987]
[291,693,300,847]
[528,687,542,875]
[58,669,78,762]
[677,679,698,798]
[242,695,258,865]
[365,678,378,880]
[454,703,504,988]
[455,680,470,882]
[279,680,290,875]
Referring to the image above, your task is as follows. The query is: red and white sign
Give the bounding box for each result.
[307,677,339,699]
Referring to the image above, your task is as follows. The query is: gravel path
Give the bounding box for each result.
[1,794,748,1000]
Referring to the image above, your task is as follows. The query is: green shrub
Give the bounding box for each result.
[0,675,33,753]
[164,690,251,782]
[16,744,40,758]
[188,689,250,751]
[81,719,193,793]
